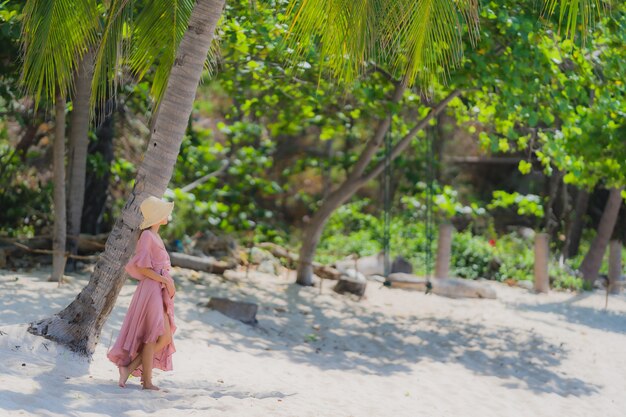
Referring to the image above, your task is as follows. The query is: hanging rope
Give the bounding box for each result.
[381,104,436,296]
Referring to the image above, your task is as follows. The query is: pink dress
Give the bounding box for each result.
[107,230,176,376]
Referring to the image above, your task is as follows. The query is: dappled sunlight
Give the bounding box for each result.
[2,264,625,416]
[162,269,604,397]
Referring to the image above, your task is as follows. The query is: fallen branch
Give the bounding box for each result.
[387,273,497,299]
[0,233,108,253]
[169,252,236,275]
[10,242,99,261]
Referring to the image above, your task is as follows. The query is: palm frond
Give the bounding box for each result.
[286,0,383,84]
[204,36,222,78]
[542,0,607,39]
[90,0,132,112]
[91,0,220,111]
[383,0,471,87]
[286,0,479,87]
[20,0,98,108]
[129,0,195,107]
[128,0,221,108]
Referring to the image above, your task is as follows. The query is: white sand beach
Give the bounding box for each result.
[1,266,625,417]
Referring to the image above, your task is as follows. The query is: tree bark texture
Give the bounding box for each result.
[608,239,622,294]
[28,0,226,355]
[580,187,624,283]
[435,223,453,279]
[297,189,352,285]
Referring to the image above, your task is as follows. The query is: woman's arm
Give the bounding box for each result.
[136,266,175,297]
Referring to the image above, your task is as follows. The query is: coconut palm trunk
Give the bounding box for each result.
[580,187,624,283]
[29,0,225,355]
[66,51,95,264]
[295,88,461,286]
[51,92,67,282]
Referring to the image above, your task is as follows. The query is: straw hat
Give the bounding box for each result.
[139,196,174,229]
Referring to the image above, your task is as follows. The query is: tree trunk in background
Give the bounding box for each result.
[81,102,115,235]
[295,89,462,286]
[608,240,622,294]
[534,232,550,293]
[28,0,225,355]
[580,187,624,283]
[295,80,405,286]
[435,223,453,279]
[51,93,67,282]
[66,52,95,264]
[565,188,590,259]
[297,181,361,285]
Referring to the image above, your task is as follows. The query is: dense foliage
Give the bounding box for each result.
[0,0,624,291]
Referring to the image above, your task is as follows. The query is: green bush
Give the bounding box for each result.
[492,233,535,282]
[317,200,436,272]
[551,265,589,291]
[450,231,496,279]
[317,201,382,264]
[318,204,595,291]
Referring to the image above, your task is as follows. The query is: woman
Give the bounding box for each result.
[107,196,177,390]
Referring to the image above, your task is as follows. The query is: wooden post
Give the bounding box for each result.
[534,232,550,293]
[608,240,622,294]
[435,223,453,279]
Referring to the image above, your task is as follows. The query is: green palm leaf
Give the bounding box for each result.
[21,0,98,107]
[129,0,196,106]
[286,0,383,83]
[90,0,132,112]
[286,0,608,86]
[542,0,607,40]
[286,0,479,86]
[383,0,476,86]
[92,0,220,111]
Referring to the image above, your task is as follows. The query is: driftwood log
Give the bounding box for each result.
[5,241,99,261]
[387,273,497,299]
[0,235,237,274]
[0,234,108,257]
[386,273,429,290]
[169,252,236,274]
[432,277,497,299]
[258,242,341,280]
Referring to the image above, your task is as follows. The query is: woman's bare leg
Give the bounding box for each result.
[119,310,170,388]
[155,311,172,352]
[142,342,158,390]
[118,365,131,387]
[118,343,144,388]
[118,350,144,388]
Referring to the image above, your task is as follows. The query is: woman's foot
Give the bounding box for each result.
[118,366,131,388]
[142,383,160,391]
